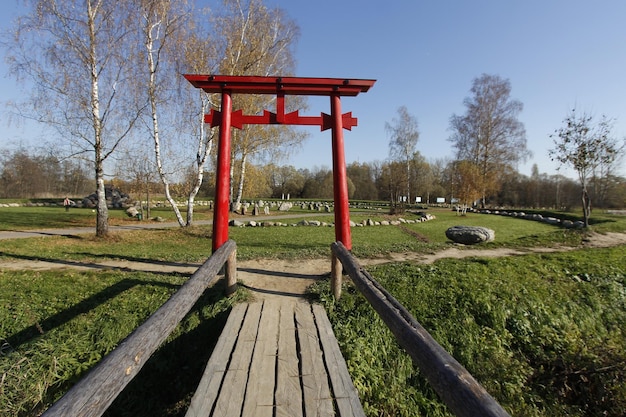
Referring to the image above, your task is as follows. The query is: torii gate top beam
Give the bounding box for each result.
[184,74,375,97]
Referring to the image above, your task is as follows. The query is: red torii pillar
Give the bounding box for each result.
[185,75,375,287]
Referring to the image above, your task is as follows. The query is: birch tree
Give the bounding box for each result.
[6,0,141,236]
[181,26,220,225]
[449,74,529,207]
[137,0,220,227]
[138,0,189,226]
[386,105,419,204]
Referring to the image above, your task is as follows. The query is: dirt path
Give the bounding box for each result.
[1,232,625,300]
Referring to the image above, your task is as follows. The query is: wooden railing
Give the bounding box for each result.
[42,240,238,417]
[330,241,511,417]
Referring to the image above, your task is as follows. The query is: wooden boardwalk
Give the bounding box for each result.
[185,299,365,417]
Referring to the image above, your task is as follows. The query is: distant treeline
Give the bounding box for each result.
[2,148,625,209]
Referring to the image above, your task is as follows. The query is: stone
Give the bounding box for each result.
[126,207,139,217]
[278,202,292,211]
[229,219,245,227]
[445,225,495,245]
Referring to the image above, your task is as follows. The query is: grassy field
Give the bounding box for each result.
[1,205,625,416]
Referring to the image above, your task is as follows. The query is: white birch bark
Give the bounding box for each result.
[144,15,185,226]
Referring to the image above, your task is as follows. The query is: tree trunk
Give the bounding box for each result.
[186,95,214,227]
[406,159,411,204]
[95,165,109,237]
[229,153,236,211]
[146,19,185,227]
[234,153,247,209]
[89,2,108,237]
[582,188,591,227]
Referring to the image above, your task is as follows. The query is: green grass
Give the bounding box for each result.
[310,245,626,417]
[1,208,605,264]
[0,206,216,230]
[0,268,249,416]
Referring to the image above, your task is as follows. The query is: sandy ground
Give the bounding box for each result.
[1,231,625,300]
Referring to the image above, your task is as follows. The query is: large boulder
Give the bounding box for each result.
[445,225,495,245]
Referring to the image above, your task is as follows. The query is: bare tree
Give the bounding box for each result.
[137,0,195,226]
[449,74,529,207]
[6,0,142,236]
[550,109,623,226]
[386,105,419,204]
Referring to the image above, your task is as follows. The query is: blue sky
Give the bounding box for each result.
[2,1,625,179]
[267,0,626,178]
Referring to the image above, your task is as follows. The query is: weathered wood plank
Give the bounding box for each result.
[331,241,512,417]
[295,302,334,417]
[275,301,303,417]
[312,303,366,417]
[185,303,248,417]
[43,240,237,417]
[241,301,279,417]
[211,302,262,416]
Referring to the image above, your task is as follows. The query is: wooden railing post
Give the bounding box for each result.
[331,251,342,299]
[225,248,237,296]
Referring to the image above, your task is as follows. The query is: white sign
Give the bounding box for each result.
[436,197,445,203]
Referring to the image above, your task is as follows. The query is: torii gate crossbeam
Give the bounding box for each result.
[184,75,375,253]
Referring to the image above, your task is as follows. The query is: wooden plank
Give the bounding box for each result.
[331,241,511,417]
[312,303,366,417]
[185,303,248,417]
[211,302,262,416]
[42,240,237,417]
[241,301,279,417]
[275,301,303,417]
[295,302,334,417]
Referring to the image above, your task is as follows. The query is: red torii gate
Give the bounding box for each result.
[184,75,375,253]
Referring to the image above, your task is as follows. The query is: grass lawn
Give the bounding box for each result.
[1,205,625,416]
[0,206,216,230]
